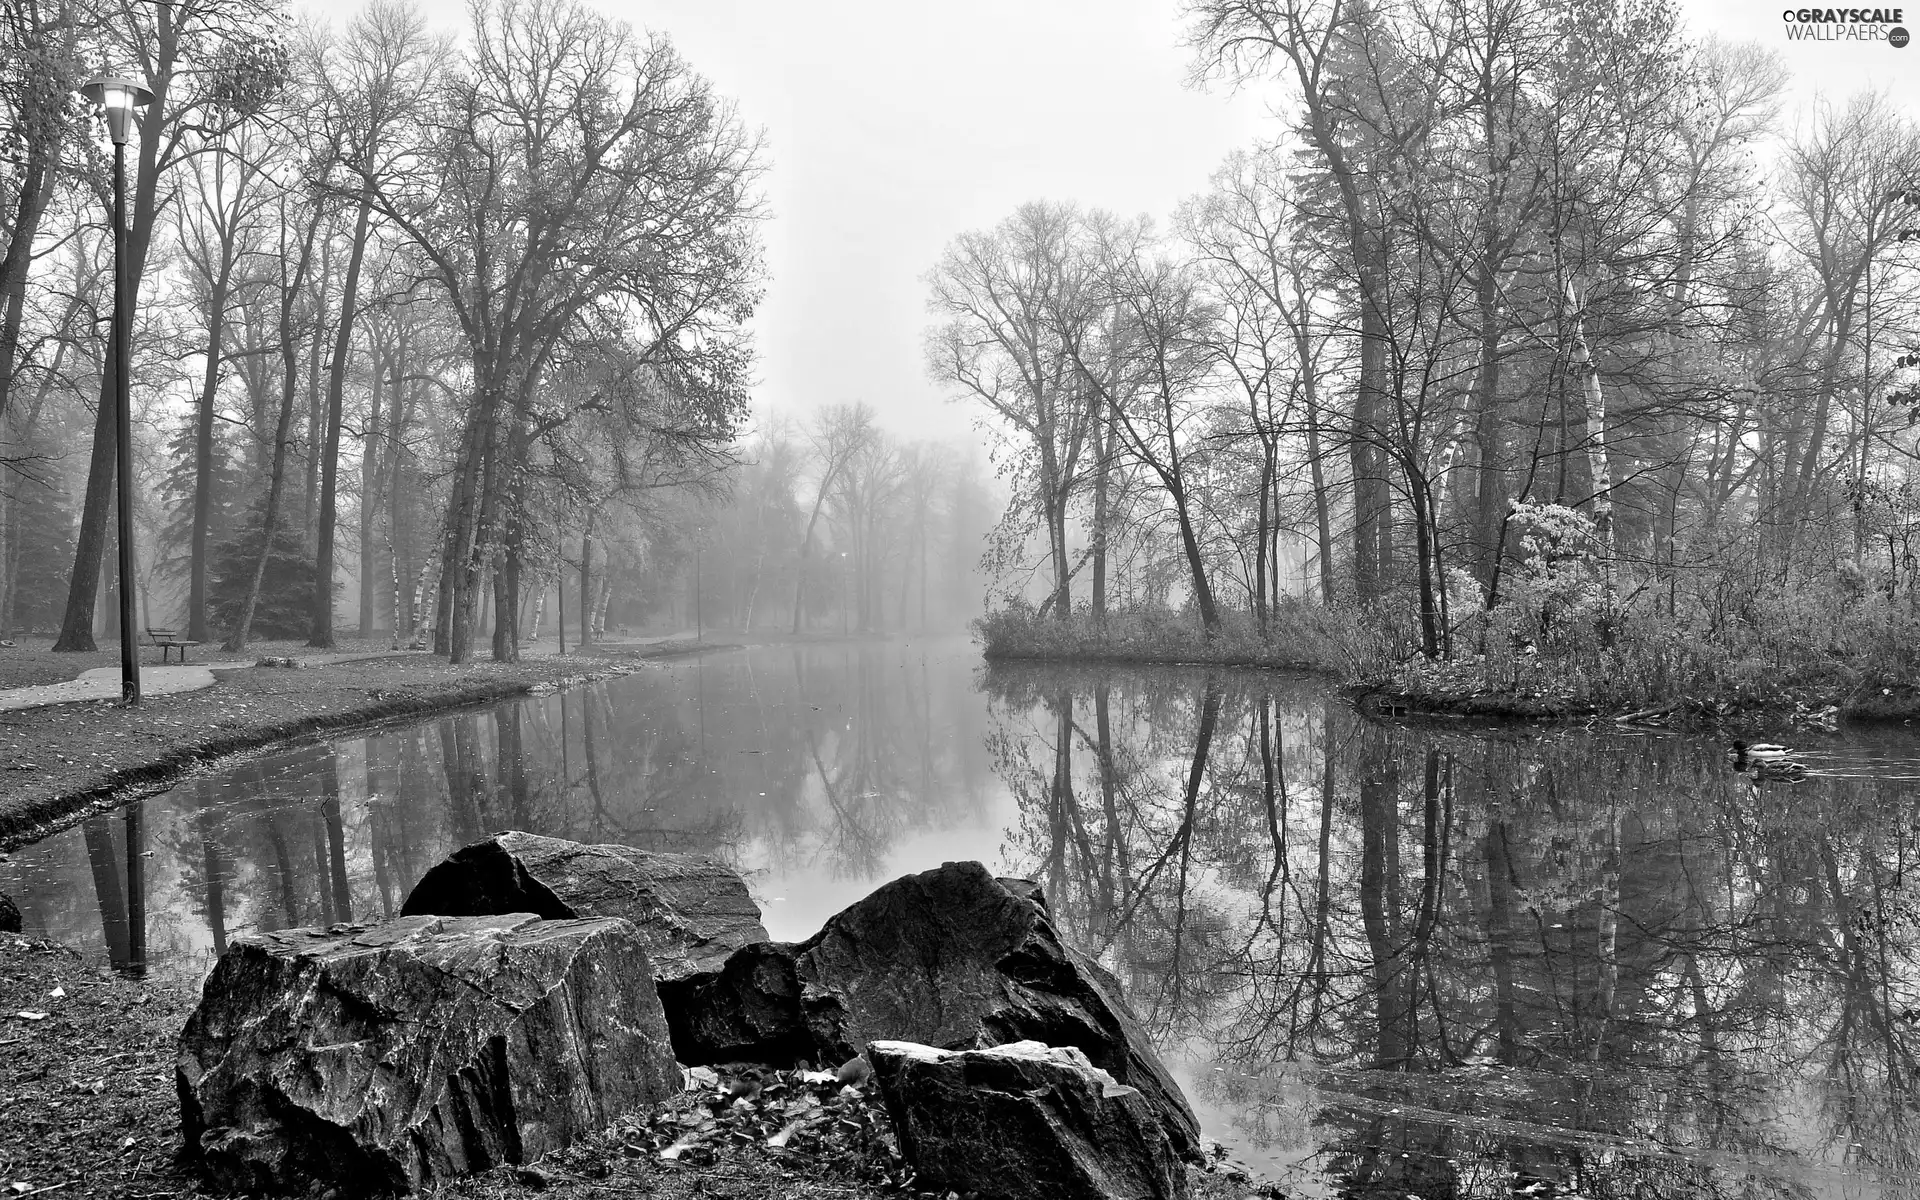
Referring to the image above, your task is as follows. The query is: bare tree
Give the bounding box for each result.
[369,0,764,662]
[929,202,1112,620]
[791,402,874,633]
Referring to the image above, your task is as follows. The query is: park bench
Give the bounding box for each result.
[146,626,202,664]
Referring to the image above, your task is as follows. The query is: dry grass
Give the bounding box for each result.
[0,634,405,690]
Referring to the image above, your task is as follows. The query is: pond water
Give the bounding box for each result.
[6,637,1920,1198]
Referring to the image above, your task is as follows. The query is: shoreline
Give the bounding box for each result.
[0,639,722,851]
[984,645,1920,730]
[980,646,1328,672]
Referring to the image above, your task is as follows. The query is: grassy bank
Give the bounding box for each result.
[0,640,706,850]
[975,587,1920,726]
[975,602,1374,674]
[1369,581,1920,723]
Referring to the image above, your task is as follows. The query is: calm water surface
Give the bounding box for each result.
[7,637,1920,1199]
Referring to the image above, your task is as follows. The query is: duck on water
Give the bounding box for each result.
[1729,740,1805,777]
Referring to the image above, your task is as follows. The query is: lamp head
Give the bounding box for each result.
[79,73,154,146]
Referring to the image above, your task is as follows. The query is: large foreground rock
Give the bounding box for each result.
[661,861,1199,1157]
[868,1040,1188,1200]
[400,831,768,981]
[178,914,680,1195]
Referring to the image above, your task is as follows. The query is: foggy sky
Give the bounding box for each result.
[399,0,1919,443]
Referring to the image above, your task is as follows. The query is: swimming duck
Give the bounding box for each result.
[1729,741,1805,778]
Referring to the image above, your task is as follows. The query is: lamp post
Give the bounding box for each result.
[839,551,849,635]
[80,72,153,706]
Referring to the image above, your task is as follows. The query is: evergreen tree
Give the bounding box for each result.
[209,495,315,640]
[157,415,247,594]
[6,479,75,634]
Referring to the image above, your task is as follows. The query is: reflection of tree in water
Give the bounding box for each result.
[982,663,1920,1197]
[14,644,996,984]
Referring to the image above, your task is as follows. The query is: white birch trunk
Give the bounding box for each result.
[387,522,402,649]
[1570,282,1617,603]
[592,576,612,641]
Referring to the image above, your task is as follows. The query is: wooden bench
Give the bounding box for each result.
[146,627,202,664]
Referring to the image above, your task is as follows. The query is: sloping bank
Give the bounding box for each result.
[0,642,711,851]
[978,609,1920,728]
[1344,676,1920,726]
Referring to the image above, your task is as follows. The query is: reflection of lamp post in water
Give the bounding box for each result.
[124,802,145,976]
[77,71,152,706]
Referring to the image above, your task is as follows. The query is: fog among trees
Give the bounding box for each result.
[0,0,996,665]
[4,0,1918,680]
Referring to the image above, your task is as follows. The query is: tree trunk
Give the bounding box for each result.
[490,394,532,662]
[579,512,595,646]
[1351,234,1391,605]
[360,336,393,638]
[436,381,493,661]
[225,211,317,652]
[1254,444,1272,630]
[1471,268,1507,597]
[311,196,373,647]
[1170,488,1219,632]
[52,371,118,651]
[592,572,612,640]
[1091,407,1111,622]
[0,138,58,425]
[186,265,233,642]
[1045,456,1072,621]
[1408,467,1442,657]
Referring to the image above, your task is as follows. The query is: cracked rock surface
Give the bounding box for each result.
[400,830,770,981]
[660,860,1200,1158]
[868,1039,1189,1200]
[176,913,679,1195]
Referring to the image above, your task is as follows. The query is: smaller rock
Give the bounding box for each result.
[868,1040,1187,1200]
[835,1053,871,1087]
[0,893,20,934]
[514,1164,557,1190]
[401,831,768,981]
[660,861,1199,1157]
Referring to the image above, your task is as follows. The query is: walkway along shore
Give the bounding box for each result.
[0,640,713,851]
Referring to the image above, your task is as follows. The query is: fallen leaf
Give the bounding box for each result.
[658,1132,702,1161]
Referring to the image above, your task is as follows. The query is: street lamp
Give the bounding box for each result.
[79,71,153,706]
[839,551,849,636]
